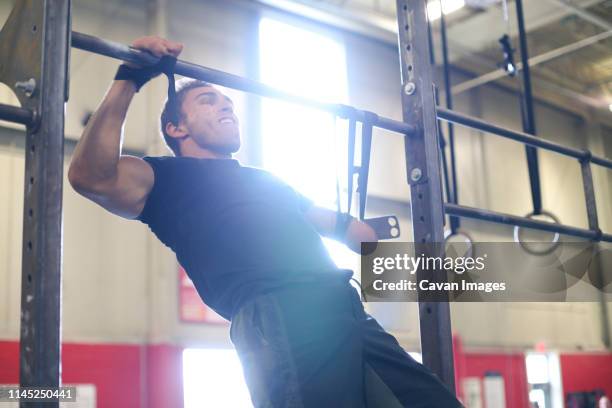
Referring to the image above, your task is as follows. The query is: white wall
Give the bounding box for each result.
[0,0,610,352]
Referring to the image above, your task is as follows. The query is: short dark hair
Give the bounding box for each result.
[160,78,211,156]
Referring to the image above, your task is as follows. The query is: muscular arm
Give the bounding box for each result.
[68,36,182,219]
[304,206,378,253]
[68,80,154,219]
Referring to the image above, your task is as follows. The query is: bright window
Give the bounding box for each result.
[259,17,347,208]
[526,352,563,408]
[526,353,550,384]
[183,348,252,408]
[259,17,357,269]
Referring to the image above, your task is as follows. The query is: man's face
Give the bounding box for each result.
[180,86,240,154]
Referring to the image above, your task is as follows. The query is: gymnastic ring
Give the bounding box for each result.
[513,210,561,256]
[444,229,474,262]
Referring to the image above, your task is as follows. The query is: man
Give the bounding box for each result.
[68,36,462,407]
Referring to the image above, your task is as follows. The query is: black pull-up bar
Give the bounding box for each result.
[446,203,611,242]
[437,107,611,243]
[437,107,612,170]
[70,31,416,137]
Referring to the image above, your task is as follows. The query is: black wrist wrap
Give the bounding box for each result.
[115,55,179,125]
[115,64,154,92]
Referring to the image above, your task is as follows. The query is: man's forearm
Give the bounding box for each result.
[68,80,136,187]
[344,219,378,253]
[304,207,378,253]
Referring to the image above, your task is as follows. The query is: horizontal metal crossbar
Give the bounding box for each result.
[0,103,34,126]
[71,31,415,136]
[437,108,612,170]
[445,203,612,242]
[70,32,612,244]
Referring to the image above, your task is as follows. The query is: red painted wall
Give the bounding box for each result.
[0,340,183,408]
[560,353,612,399]
[2,339,612,407]
[62,343,144,408]
[146,344,184,408]
[457,353,530,408]
[453,336,530,408]
[454,343,612,407]
[0,341,19,383]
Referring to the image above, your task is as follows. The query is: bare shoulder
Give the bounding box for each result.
[109,155,155,219]
[70,155,155,220]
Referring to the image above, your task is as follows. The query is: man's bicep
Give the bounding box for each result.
[76,155,154,219]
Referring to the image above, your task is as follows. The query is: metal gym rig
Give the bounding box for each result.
[0,0,611,406]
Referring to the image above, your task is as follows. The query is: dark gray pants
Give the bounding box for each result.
[230,278,462,408]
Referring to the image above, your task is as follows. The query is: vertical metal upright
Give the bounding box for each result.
[17,0,70,407]
[439,11,460,234]
[395,0,456,391]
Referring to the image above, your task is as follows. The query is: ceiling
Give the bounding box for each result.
[252,0,612,121]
